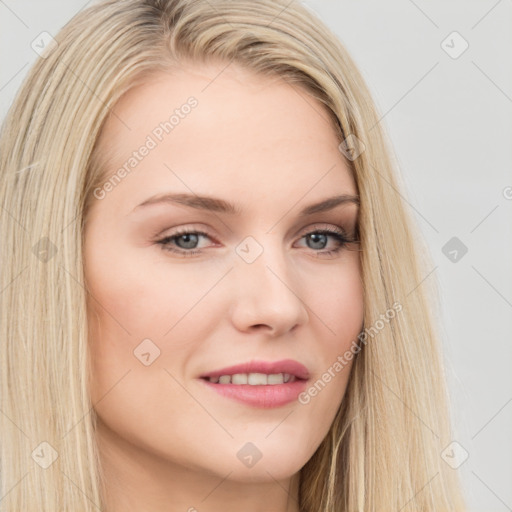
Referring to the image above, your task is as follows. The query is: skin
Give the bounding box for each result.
[83,60,364,512]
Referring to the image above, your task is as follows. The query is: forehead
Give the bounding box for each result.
[92,62,356,214]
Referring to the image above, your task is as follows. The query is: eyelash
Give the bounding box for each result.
[155,225,358,258]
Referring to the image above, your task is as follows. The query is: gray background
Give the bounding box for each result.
[1,1,511,510]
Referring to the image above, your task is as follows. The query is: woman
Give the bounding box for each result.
[0,0,466,510]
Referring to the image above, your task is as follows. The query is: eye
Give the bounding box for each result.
[156,227,214,257]
[294,225,358,258]
[155,224,359,258]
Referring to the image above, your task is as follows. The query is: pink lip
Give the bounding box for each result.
[199,359,310,380]
[198,359,310,409]
[200,379,308,408]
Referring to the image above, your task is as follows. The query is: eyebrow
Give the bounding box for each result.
[132,192,359,216]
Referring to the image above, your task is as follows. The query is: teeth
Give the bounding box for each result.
[268,373,284,384]
[231,373,248,384]
[248,372,268,385]
[207,372,297,385]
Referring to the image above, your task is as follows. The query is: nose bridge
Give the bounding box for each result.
[229,233,308,333]
[235,233,291,290]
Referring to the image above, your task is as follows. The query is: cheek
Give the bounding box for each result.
[296,255,363,419]
[84,240,220,401]
[312,254,364,347]
[84,239,201,339]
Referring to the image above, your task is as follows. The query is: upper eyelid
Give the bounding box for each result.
[158,223,353,245]
[160,222,348,236]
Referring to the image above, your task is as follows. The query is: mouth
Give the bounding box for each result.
[201,372,303,385]
[199,358,310,383]
[198,359,310,408]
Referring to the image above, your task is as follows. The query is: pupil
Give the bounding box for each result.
[309,233,327,249]
[178,234,198,249]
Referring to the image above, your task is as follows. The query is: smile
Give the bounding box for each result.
[204,372,298,385]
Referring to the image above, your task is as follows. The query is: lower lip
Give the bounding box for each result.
[199,378,308,408]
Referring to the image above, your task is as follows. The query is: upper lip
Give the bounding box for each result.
[199,359,310,380]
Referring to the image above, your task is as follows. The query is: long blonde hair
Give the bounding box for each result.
[0,0,466,510]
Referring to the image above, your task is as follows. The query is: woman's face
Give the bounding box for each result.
[84,61,363,490]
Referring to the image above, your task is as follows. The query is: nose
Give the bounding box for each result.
[228,243,309,336]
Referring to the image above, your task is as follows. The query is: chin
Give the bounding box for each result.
[223,450,309,484]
